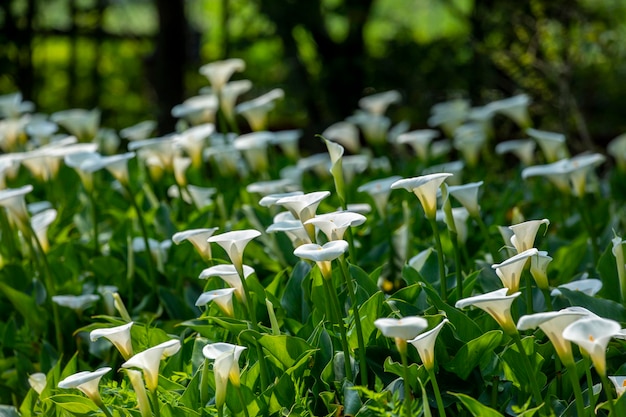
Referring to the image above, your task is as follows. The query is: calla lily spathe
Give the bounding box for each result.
[396,129,439,161]
[199,264,255,302]
[358,90,401,116]
[202,342,247,409]
[322,121,360,153]
[562,316,621,376]
[58,367,111,403]
[199,58,245,93]
[447,181,483,218]
[391,173,453,220]
[121,339,181,392]
[28,373,46,395]
[90,322,134,360]
[294,240,348,279]
[455,288,521,335]
[492,248,538,293]
[408,319,449,371]
[509,219,549,253]
[357,176,402,217]
[0,184,33,227]
[526,128,568,163]
[609,376,626,397]
[207,229,261,275]
[551,278,603,297]
[517,308,590,365]
[172,227,219,261]
[304,211,366,241]
[275,191,331,223]
[529,250,552,290]
[195,288,236,316]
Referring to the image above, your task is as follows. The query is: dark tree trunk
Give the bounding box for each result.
[151,0,187,134]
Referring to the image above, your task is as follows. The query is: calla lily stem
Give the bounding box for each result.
[600,373,617,417]
[400,348,412,417]
[427,367,446,417]
[428,217,447,303]
[323,277,353,381]
[339,256,368,386]
[564,362,586,417]
[151,389,161,417]
[124,183,157,286]
[512,333,546,414]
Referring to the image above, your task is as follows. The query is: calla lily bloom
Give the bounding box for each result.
[58,367,111,404]
[172,94,219,126]
[172,227,219,261]
[357,176,402,217]
[195,288,236,316]
[551,278,603,297]
[81,152,136,185]
[51,108,100,141]
[608,134,626,171]
[125,369,152,417]
[174,123,214,168]
[28,373,46,395]
[294,240,348,279]
[90,322,134,360]
[495,139,536,166]
[30,208,56,253]
[374,316,428,355]
[270,129,302,161]
[358,90,401,116]
[207,229,261,275]
[487,94,531,128]
[234,131,273,174]
[247,179,297,197]
[0,184,33,227]
[52,294,99,313]
[397,129,439,161]
[526,128,568,163]
[304,211,366,241]
[391,173,453,220]
[121,339,181,392]
[562,317,621,376]
[120,120,157,142]
[609,376,626,397]
[219,79,253,122]
[509,218,549,253]
[517,307,590,365]
[492,248,539,293]
[235,88,284,131]
[322,121,360,153]
[199,264,255,302]
[455,288,521,335]
[199,58,245,93]
[408,319,449,371]
[521,159,571,193]
[427,98,469,138]
[275,191,331,223]
[346,111,390,146]
[453,123,487,167]
[266,212,311,248]
[436,207,469,244]
[202,343,247,410]
[530,250,552,290]
[447,181,483,218]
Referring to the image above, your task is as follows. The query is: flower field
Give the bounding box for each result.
[2,58,626,416]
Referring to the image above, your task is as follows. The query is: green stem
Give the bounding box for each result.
[324,277,353,381]
[151,389,161,417]
[427,367,446,417]
[200,360,210,406]
[541,289,553,311]
[339,257,368,386]
[525,274,534,314]
[125,184,157,285]
[512,333,545,412]
[585,357,597,412]
[565,362,586,417]
[450,231,463,301]
[94,399,114,417]
[577,198,599,264]
[428,217,447,303]
[600,373,617,417]
[475,214,495,259]
[235,384,250,417]
[400,349,412,417]
[23,221,64,354]
[88,190,100,256]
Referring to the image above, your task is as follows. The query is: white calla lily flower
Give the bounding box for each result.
[562,317,621,376]
[121,339,181,392]
[90,322,134,360]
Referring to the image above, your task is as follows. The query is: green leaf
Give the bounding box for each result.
[349,263,379,298]
[421,283,482,342]
[597,242,621,303]
[48,394,100,414]
[348,291,384,349]
[555,288,626,322]
[444,330,503,380]
[0,283,45,333]
[450,392,504,417]
[281,260,312,322]
[239,330,315,370]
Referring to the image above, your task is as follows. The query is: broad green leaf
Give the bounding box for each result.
[421,283,482,342]
[348,291,383,348]
[281,260,312,322]
[0,283,45,333]
[501,337,546,391]
[349,263,378,298]
[450,392,504,417]
[556,288,626,322]
[418,378,432,417]
[239,330,314,369]
[444,330,503,380]
[48,394,100,414]
[597,242,620,303]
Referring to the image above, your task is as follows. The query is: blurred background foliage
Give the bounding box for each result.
[2,0,626,150]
